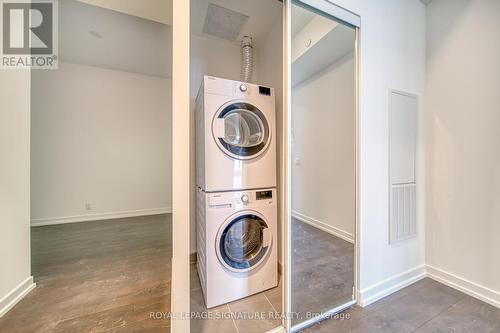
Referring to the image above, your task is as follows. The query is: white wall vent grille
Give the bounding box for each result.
[390,183,416,242]
[389,90,418,243]
[202,4,249,42]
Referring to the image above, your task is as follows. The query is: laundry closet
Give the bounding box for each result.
[189,1,284,332]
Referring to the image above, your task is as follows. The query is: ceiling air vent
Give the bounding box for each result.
[203,3,249,42]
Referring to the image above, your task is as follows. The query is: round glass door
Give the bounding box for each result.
[213,102,270,159]
[217,213,272,272]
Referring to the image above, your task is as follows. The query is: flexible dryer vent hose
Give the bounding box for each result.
[240,36,253,83]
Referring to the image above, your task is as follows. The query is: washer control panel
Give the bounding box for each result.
[241,194,250,204]
[207,189,276,209]
[256,190,273,200]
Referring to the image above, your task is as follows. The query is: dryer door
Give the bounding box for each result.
[213,102,270,160]
[216,213,272,272]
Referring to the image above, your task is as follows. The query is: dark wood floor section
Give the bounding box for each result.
[0,215,172,333]
[292,218,354,325]
[303,277,500,333]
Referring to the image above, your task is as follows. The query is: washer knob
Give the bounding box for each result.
[239,84,248,92]
[241,194,249,204]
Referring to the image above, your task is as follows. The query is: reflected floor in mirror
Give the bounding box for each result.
[291,218,355,325]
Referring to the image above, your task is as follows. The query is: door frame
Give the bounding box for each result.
[171,0,190,332]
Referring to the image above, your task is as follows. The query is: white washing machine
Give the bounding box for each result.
[197,187,278,308]
[196,76,276,192]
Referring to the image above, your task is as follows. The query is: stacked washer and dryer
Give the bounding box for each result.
[195,76,278,308]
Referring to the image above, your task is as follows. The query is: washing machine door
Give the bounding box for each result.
[213,102,270,160]
[216,213,272,272]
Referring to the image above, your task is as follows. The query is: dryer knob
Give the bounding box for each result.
[239,84,248,92]
[241,194,249,204]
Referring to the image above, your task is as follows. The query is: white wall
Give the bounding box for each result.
[190,34,244,97]
[327,0,426,305]
[425,0,500,305]
[0,70,34,316]
[291,54,356,242]
[31,62,171,225]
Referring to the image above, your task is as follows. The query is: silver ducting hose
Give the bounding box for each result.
[240,36,253,82]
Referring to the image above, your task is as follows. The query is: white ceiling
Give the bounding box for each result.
[190,0,283,47]
[291,2,355,86]
[60,0,171,78]
[292,22,355,87]
[78,0,172,25]
[291,5,315,39]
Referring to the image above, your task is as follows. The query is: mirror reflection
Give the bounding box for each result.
[291,2,356,327]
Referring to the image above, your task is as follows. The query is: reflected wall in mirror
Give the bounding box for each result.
[290,1,356,327]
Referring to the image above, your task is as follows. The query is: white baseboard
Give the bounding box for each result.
[359,265,426,307]
[0,277,36,318]
[292,211,355,244]
[31,207,172,227]
[426,265,500,309]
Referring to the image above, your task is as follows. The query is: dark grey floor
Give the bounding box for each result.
[292,218,355,325]
[190,263,282,333]
[303,277,500,333]
[0,215,172,333]
[2,214,499,333]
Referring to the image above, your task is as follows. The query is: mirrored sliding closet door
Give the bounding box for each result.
[289,0,359,330]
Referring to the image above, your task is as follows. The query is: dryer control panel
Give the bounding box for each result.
[203,76,274,99]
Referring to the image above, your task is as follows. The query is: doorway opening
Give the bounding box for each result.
[0,1,173,332]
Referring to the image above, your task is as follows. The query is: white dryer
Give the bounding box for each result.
[197,188,278,308]
[196,76,276,192]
